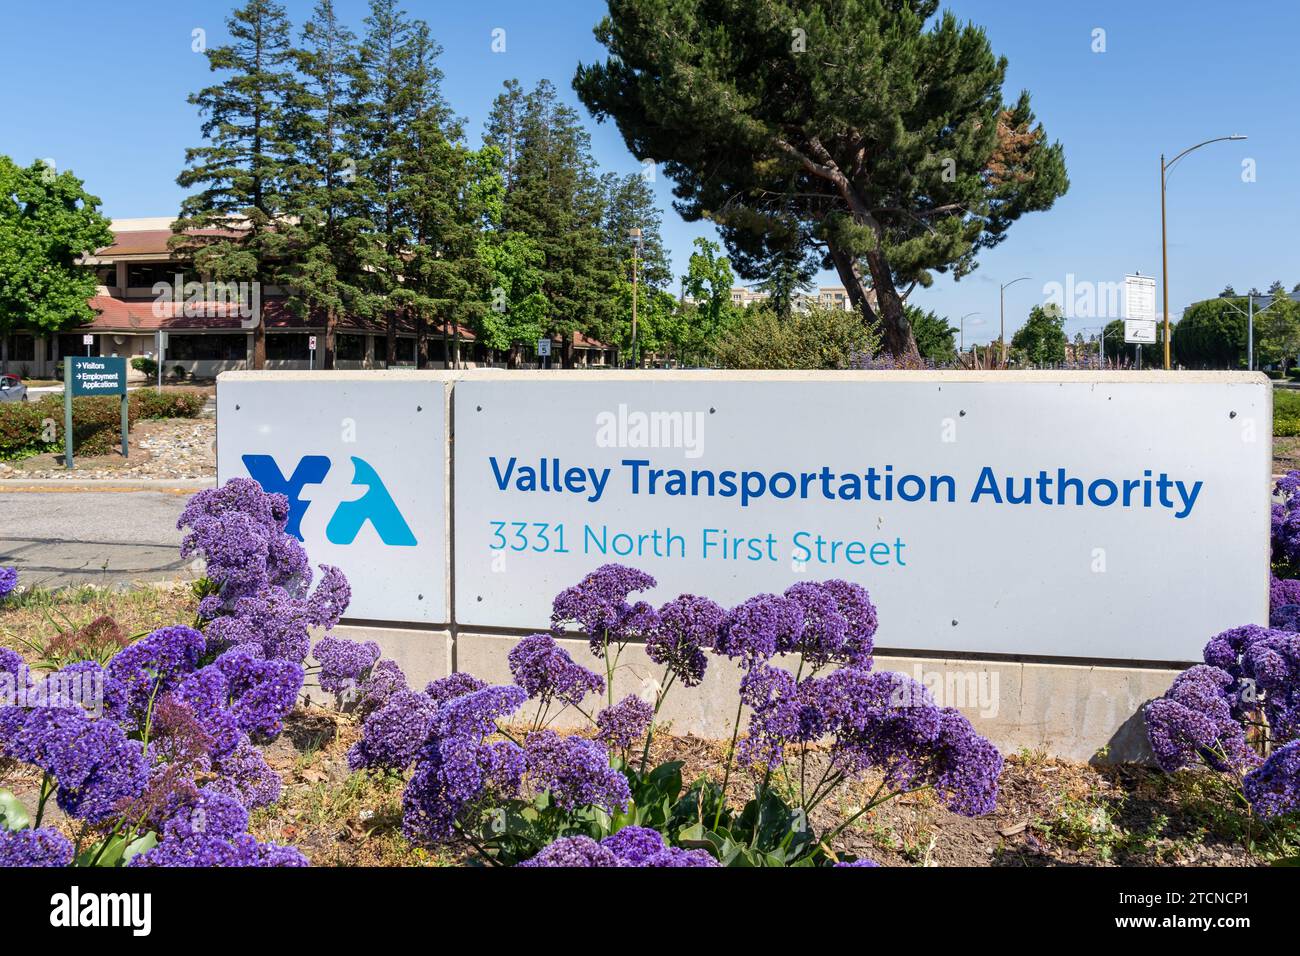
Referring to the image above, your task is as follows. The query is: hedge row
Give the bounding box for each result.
[0,389,206,460]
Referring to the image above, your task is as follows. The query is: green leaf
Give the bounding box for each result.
[0,789,32,832]
[122,832,158,865]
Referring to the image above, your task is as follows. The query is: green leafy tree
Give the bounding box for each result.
[478,228,548,365]
[0,157,113,366]
[1011,305,1067,366]
[601,172,670,362]
[906,305,957,364]
[1219,285,1237,298]
[175,0,300,369]
[683,237,735,335]
[1171,300,1245,368]
[575,0,1068,359]
[1256,297,1300,370]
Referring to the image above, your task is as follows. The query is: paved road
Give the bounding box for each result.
[0,489,196,590]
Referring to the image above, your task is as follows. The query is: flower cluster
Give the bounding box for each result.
[1272,471,1300,570]
[646,594,724,687]
[180,478,350,664]
[523,730,631,812]
[0,566,18,602]
[313,635,381,699]
[508,633,604,707]
[551,563,658,655]
[0,478,349,868]
[738,663,1002,816]
[520,826,717,867]
[0,827,74,867]
[596,695,654,752]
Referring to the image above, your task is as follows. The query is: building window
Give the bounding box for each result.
[127,263,196,288]
[337,334,366,360]
[95,266,117,287]
[394,336,416,364]
[2,335,36,362]
[166,334,247,361]
[58,333,98,359]
[267,333,310,360]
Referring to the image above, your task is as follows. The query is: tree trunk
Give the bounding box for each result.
[828,243,918,361]
[324,305,337,371]
[417,318,429,369]
[252,320,266,370]
[562,334,575,369]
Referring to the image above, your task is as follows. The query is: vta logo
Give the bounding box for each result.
[243,455,418,547]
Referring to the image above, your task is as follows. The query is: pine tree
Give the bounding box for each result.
[282,0,365,369]
[498,80,618,367]
[352,0,423,366]
[176,0,300,369]
[575,0,1068,359]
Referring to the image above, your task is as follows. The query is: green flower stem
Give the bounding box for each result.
[713,695,746,832]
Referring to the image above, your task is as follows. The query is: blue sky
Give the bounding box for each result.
[1,0,1296,344]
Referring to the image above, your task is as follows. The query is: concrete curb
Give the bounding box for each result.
[0,477,214,492]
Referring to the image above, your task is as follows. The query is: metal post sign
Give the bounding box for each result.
[63,356,129,468]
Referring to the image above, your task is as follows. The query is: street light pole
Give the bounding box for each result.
[1160,134,1247,369]
[960,312,980,366]
[628,227,642,368]
[999,277,1031,368]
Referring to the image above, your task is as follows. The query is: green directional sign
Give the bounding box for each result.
[67,356,127,396]
[63,356,129,468]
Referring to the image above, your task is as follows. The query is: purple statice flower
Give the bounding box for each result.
[596,695,654,752]
[523,731,631,813]
[599,825,665,864]
[1144,665,1257,773]
[306,565,350,628]
[377,685,528,840]
[160,786,249,842]
[402,736,525,845]
[105,626,205,726]
[0,566,17,602]
[131,833,308,867]
[358,659,408,715]
[833,859,881,867]
[1243,739,1300,818]
[432,685,527,741]
[424,672,488,707]
[522,828,717,867]
[1199,625,1300,746]
[551,564,659,655]
[784,582,851,670]
[508,633,604,706]
[208,735,283,809]
[518,835,619,867]
[821,668,944,786]
[348,691,439,772]
[929,708,1004,816]
[179,479,300,605]
[820,580,878,665]
[715,594,804,667]
[646,594,723,687]
[0,706,148,823]
[214,647,303,741]
[0,647,28,689]
[737,665,823,770]
[169,666,240,758]
[313,636,380,697]
[0,827,73,867]
[1269,575,1300,628]
[1272,472,1300,567]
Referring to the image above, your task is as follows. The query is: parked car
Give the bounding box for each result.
[0,374,28,402]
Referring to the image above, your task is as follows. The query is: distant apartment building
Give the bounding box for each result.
[0,217,613,378]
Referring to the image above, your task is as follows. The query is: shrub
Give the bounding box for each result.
[1276,390,1300,438]
[133,389,205,420]
[130,356,158,379]
[0,389,206,460]
[713,304,879,370]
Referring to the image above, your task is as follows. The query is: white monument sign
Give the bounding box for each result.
[453,372,1269,661]
[216,372,448,623]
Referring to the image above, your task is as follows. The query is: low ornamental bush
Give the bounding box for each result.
[0,479,353,867]
[130,357,158,379]
[0,389,205,460]
[1143,471,1300,829]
